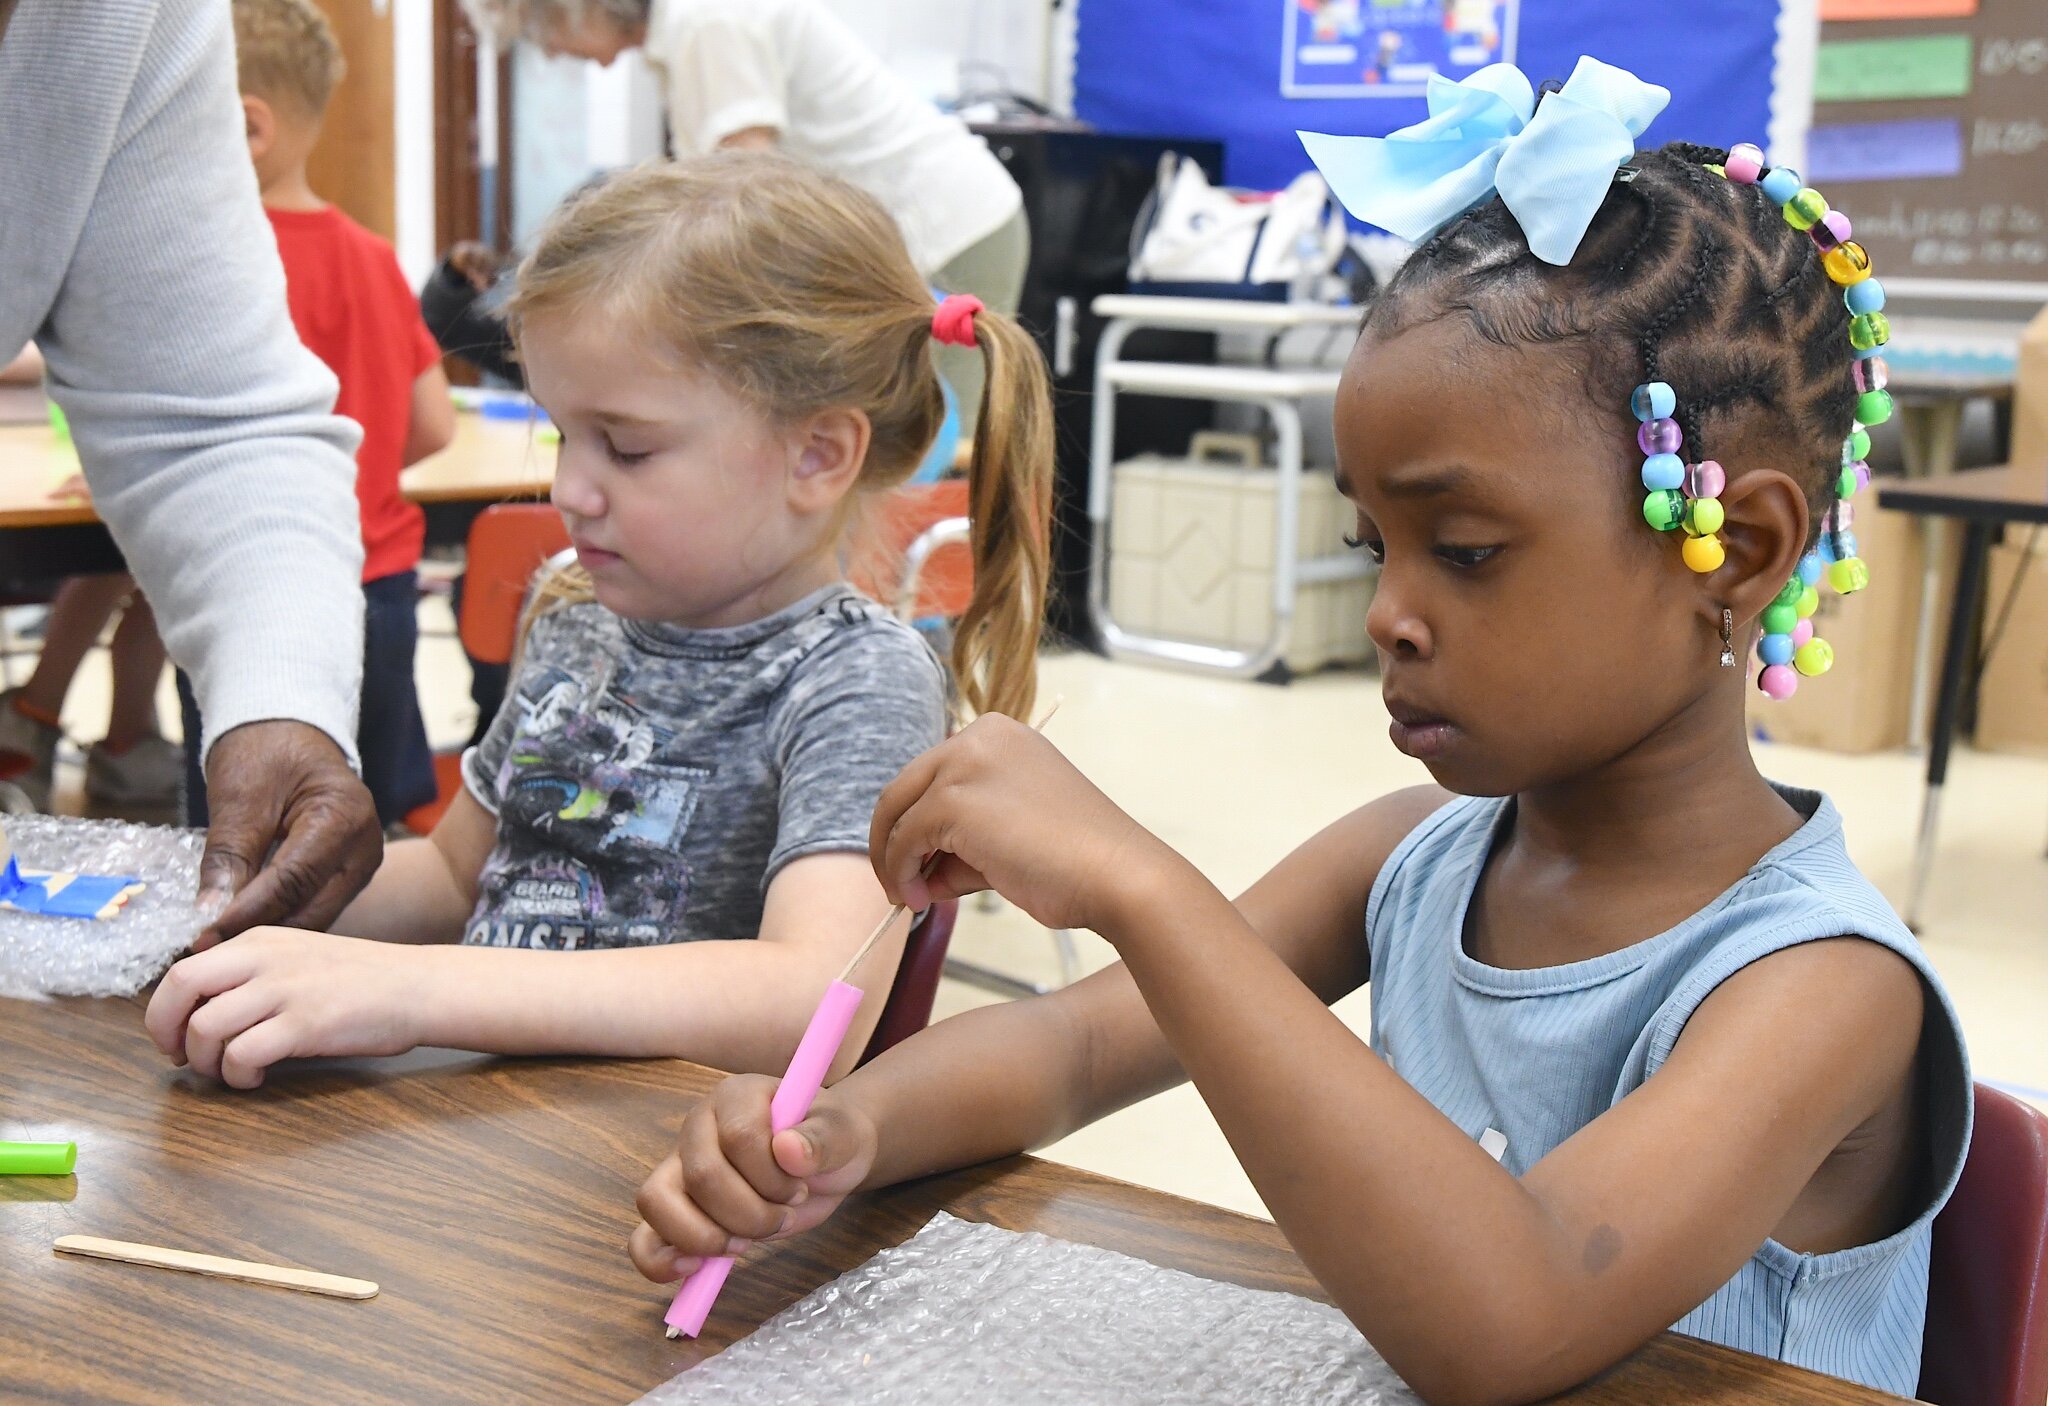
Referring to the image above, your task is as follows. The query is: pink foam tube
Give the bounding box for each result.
[664,979,866,1339]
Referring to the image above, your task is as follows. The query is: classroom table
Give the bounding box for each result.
[1878,465,2048,931]
[0,996,1913,1405]
[0,415,554,590]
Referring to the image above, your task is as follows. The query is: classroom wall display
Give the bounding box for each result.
[1075,0,1783,197]
[1805,0,2048,297]
[1283,0,1521,99]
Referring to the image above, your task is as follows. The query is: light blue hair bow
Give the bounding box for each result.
[1299,56,1670,266]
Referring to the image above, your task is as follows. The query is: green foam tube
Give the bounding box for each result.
[0,1141,76,1175]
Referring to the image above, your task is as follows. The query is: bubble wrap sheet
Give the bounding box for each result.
[638,1213,1419,1406]
[0,815,204,1000]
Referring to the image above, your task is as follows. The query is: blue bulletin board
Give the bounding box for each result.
[1076,0,1784,199]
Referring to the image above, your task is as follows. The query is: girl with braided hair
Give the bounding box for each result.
[629,61,1966,1402]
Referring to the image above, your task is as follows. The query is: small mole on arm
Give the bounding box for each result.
[1583,1223,1623,1274]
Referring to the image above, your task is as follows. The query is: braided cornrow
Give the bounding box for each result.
[1363,140,1857,549]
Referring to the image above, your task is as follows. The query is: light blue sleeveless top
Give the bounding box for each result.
[1364,786,1971,1397]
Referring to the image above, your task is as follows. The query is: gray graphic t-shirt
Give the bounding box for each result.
[460,585,947,950]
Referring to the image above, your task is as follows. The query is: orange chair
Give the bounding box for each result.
[1919,1082,2048,1406]
[403,504,571,834]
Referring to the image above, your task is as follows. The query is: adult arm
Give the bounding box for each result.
[33,0,378,933]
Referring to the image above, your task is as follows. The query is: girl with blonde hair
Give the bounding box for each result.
[146,152,1052,1088]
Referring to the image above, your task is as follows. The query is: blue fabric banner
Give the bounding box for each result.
[1075,0,1779,200]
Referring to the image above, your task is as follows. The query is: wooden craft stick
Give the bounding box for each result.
[52,1235,378,1300]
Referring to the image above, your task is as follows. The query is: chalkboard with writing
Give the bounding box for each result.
[1810,0,2048,295]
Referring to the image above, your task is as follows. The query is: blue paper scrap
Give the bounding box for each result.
[0,854,146,920]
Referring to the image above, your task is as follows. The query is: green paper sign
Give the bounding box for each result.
[1815,34,1973,102]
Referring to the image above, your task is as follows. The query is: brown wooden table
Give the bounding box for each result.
[0,417,554,588]
[0,996,1914,1405]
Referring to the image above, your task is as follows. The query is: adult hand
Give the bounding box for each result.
[195,720,381,947]
[447,241,504,291]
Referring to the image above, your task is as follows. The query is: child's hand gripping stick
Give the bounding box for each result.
[663,978,866,1339]
[662,698,1058,1338]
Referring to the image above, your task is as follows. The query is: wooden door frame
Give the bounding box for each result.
[433,0,513,256]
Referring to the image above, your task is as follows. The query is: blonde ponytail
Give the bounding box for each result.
[951,310,1052,722]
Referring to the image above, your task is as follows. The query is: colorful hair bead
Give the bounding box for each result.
[1845,428,1872,462]
[1833,530,1860,560]
[1796,586,1819,619]
[1845,279,1885,317]
[1643,489,1686,531]
[1853,357,1888,395]
[1686,460,1726,498]
[1824,242,1873,285]
[1724,143,1764,184]
[1772,579,1804,609]
[1642,454,1685,491]
[1784,188,1828,231]
[1759,167,1802,204]
[1638,417,1684,455]
[1836,466,1859,499]
[1759,634,1794,666]
[1853,462,1872,494]
[1855,388,1893,426]
[1630,381,1676,421]
[1849,311,1891,351]
[1758,664,1799,700]
[1762,601,1798,635]
[1684,497,1725,537]
[1682,535,1725,573]
[1794,639,1834,677]
[1798,553,1824,586]
[1829,557,1870,593]
[1792,618,1815,647]
[1810,211,1852,252]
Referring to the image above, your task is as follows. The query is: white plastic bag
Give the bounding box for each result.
[1131,156,1348,294]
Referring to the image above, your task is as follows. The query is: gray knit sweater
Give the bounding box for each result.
[0,0,366,763]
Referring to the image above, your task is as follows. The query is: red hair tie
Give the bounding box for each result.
[931,294,984,348]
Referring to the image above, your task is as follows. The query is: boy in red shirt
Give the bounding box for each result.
[182,0,456,829]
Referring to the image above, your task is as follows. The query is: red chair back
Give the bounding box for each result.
[858,900,957,1066]
[1920,1082,2048,1406]
[461,504,573,665]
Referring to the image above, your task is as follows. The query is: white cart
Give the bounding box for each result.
[1087,295,1372,678]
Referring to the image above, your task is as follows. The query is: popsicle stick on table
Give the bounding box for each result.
[53,1236,379,1300]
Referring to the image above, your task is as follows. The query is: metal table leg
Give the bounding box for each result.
[1907,517,1993,931]
[1904,397,1964,752]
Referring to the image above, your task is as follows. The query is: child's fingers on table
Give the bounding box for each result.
[218,1016,303,1090]
[144,946,260,1056]
[635,1157,753,1260]
[180,984,284,1083]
